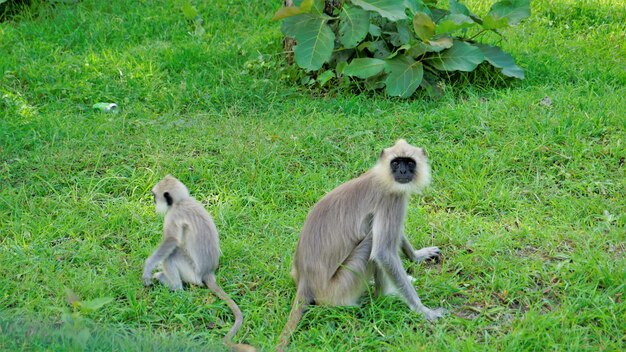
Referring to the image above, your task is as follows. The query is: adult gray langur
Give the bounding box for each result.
[277,140,445,350]
[143,175,255,352]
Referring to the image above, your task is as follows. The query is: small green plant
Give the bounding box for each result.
[49,289,114,349]
[273,0,531,97]
[181,0,206,37]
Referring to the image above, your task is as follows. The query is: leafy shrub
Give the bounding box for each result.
[273,0,531,98]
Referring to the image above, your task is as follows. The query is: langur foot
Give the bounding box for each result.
[153,271,166,284]
[152,272,183,291]
[419,307,447,321]
[414,246,441,263]
[142,276,153,287]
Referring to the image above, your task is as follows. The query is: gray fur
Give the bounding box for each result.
[143,175,255,352]
[278,140,445,351]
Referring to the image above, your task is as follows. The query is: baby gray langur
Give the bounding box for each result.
[143,175,255,352]
[277,140,446,351]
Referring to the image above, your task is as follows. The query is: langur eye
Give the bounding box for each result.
[408,161,415,167]
[391,161,399,168]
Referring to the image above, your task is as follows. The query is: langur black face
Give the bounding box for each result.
[390,157,417,184]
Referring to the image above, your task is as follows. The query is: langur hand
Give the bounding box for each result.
[142,271,153,286]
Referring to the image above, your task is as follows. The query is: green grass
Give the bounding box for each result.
[1,0,624,350]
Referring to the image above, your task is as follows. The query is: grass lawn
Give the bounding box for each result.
[1,0,624,350]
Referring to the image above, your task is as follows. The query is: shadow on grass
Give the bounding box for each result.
[0,311,225,352]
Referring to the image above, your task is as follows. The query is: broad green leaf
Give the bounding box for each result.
[300,0,314,12]
[311,0,327,15]
[435,13,475,34]
[272,0,314,21]
[487,0,530,26]
[281,13,316,38]
[339,4,370,48]
[412,12,435,41]
[336,61,348,75]
[430,8,449,22]
[344,58,387,78]
[386,43,412,60]
[272,6,305,21]
[291,0,324,13]
[293,18,335,70]
[385,56,424,98]
[407,37,451,57]
[427,40,484,71]
[482,14,509,29]
[78,297,114,313]
[427,37,453,51]
[317,70,336,86]
[404,0,431,16]
[396,21,412,44]
[280,13,335,70]
[407,43,429,58]
[449,0,482,23]
[369,23,382,36]
[476,44,524,79]
[290,0,325,15]
[351,0,408,21]
[387,20,412,46]
[449,0,469,15]
[358,40,392,59]
[181,1,198,20]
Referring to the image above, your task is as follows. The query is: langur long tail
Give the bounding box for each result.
[204,274,257,352]
[276,292,310,352]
